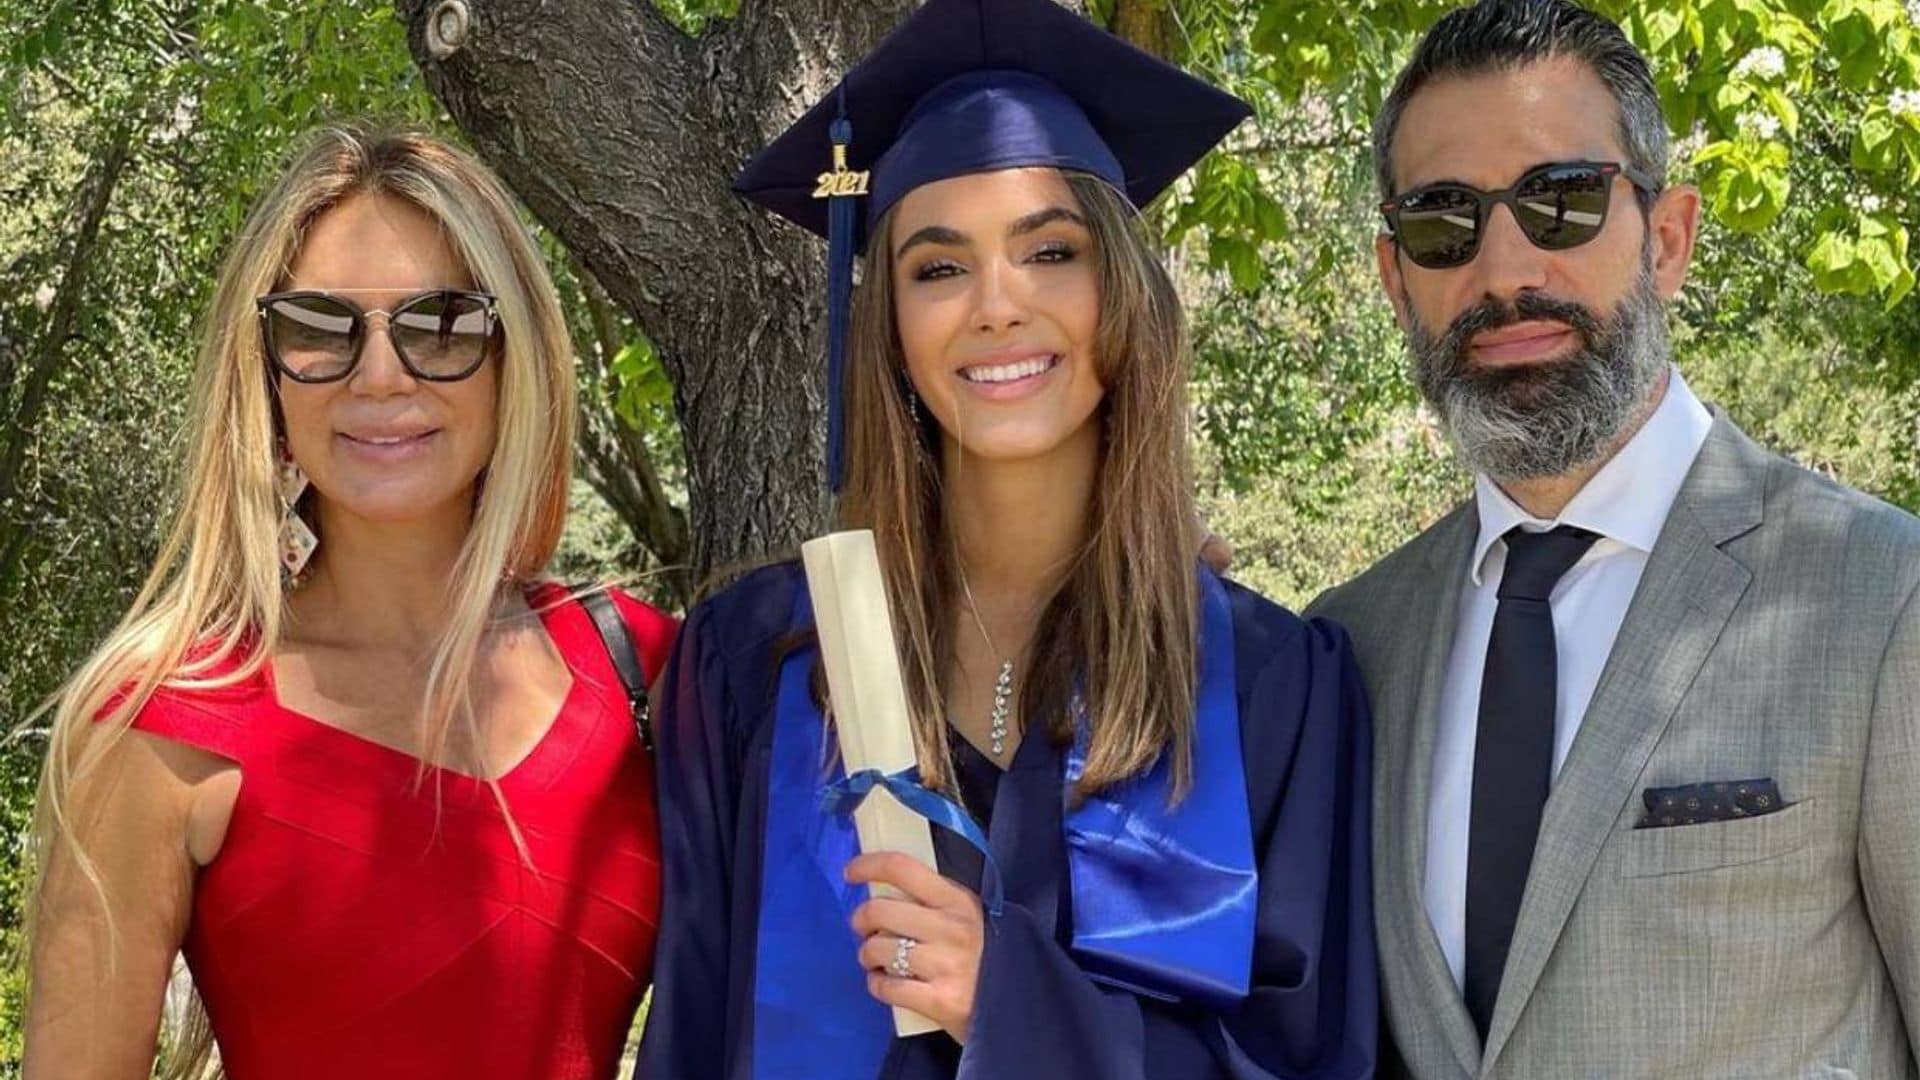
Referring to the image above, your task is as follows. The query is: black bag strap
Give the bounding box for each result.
[577,586,654,752]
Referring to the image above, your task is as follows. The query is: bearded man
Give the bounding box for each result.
[1310,1,1920,1076]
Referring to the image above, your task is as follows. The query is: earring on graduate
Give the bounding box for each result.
[906,386,924,426]
[276,443,317,587]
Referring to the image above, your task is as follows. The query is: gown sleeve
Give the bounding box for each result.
[636,592,750,1078]
[956,604,1378,1079]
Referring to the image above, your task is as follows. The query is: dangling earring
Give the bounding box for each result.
[276,444,317,588]
[906,386,924,426]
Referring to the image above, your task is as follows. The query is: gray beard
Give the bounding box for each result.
[1405,263,1669,482]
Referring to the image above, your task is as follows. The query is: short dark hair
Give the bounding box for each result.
[1372,0,1670,199]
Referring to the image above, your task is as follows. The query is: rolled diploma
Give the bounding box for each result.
[800,530,943,1038]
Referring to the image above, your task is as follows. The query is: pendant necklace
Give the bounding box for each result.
[957,565,1016,758]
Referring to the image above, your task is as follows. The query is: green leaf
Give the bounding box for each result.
[1862,109,1899,152]
[1806,229,1856,277]
[1853,109,1902,171]
[1884,266,1916,309]
[1760,86,1800,136]
[1760,166,1791,211]
[1691,139,1739,165]
[1641,7,1686,50]
[1832,18,1887,87]
[1249,4,1291,60]
[1860,233,1905,288]
[1209,235,1266,292]
[1713,81,1754,112]
[1704,149,1792,232]
[610,337,674,426]
[1253,195,1288,242]
[1764,13,1821,55]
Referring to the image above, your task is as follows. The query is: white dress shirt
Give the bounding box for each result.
[1423,367,1714,990]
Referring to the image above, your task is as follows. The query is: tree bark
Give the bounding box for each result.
[395,0,915,583]
[1110,0,1175,60]
[393,0,1183,587]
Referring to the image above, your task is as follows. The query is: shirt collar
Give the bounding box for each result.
[1469,366,1713,586]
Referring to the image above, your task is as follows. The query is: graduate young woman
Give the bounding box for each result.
[639,0,1378,1076]
[21,129,675,1078]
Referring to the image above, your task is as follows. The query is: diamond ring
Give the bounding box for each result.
[888,935,918,979]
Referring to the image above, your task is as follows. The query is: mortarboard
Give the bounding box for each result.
[734,0,1251,489]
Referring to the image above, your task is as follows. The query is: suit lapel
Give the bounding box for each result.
[1479,416,1764,1070]
[1381,505,1483,1077]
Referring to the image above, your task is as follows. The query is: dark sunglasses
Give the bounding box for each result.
[1381,161,1660,271]
[256,289,500,384]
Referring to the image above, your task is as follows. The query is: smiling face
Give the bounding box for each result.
[274,191,498,528]
[889,167,1105,465]
[1375,55,1700,480]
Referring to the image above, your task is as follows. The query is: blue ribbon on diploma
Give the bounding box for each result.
[751,570,1255,1080]
[820,765,1005,917]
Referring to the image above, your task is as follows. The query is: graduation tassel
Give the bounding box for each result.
[822,113,864,492]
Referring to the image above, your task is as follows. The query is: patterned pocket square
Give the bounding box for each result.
[1636,778,1785,828]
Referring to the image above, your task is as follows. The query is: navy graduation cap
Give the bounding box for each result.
[733,0,1251,489]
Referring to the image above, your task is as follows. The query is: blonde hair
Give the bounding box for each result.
[22,126,575,1074]
[837,172,1199,799]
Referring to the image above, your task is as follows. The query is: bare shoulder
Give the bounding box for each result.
[64,711,239,870]
[25,713,224,1077]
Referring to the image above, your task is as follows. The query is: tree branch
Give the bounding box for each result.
[571,260,693,599]
[397,0,914,576]
[0,120,135,595]
[1236,135,1371,156]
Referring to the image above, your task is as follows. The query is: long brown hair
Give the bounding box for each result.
[837,171,1199,799]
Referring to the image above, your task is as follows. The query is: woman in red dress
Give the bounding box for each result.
[21,128,674,1078]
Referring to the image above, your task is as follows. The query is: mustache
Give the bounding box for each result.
[1434,292,1606,370]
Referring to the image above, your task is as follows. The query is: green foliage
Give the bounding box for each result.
[1170,152,1292,290]
[651,0,740,34]
[1185,151,1414,491]
[1154,0,1920,311]
[0,1,445,1064]
[1136,0,1920,518]
[0,1,680,1061]
[4,0,1920,1064]
[610,337,679,432]
[1806,208,1916,305]
[1199,415,1465,609]
[1144,0,1920,600]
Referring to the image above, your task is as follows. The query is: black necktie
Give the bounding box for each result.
[1463,524,1599,1041]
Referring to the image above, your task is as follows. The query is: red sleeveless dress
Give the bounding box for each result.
[121,586,675,1079]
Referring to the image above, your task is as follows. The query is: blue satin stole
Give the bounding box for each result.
[751,571,1256,1080]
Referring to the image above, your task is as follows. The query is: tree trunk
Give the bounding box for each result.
[394,0,1173,588]
[395,0,916,584]
[1110,0,1175,60]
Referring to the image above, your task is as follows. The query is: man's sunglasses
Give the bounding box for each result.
[1380,161,1660,271]
[256,289,500,384]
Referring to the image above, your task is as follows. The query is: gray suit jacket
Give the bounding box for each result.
[1311,414,1920,1079]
